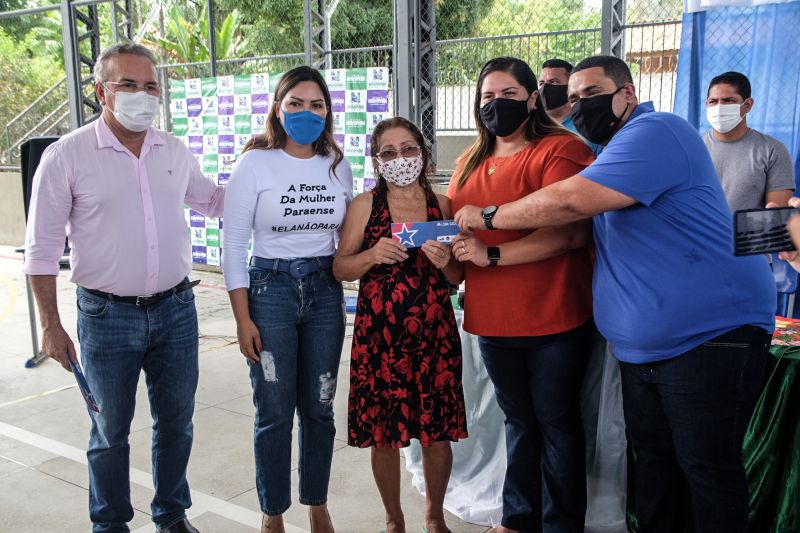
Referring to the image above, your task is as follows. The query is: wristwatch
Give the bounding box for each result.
[482,205,498,230]
[487,246,501,267]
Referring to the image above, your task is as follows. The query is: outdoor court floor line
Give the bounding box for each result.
[0,384,76,409]
[0,420,308,533]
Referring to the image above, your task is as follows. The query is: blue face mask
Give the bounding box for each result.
[282,110,326,145]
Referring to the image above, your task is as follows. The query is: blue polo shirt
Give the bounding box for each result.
[580,102,775,364]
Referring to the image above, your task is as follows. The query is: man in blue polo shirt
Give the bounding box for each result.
[454,55,775,533]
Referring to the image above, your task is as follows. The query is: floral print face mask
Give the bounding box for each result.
[378,154,424,187]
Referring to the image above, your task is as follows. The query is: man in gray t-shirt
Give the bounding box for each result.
[703,71,795,211]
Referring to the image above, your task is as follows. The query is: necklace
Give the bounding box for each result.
[487,159,505,175]
[487,141,529,175]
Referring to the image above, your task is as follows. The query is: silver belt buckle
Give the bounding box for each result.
[135,292,156,306]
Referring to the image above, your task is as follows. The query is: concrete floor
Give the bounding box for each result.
[0,245,491,533]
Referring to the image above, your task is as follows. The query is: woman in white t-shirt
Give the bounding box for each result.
[222,66,353,533]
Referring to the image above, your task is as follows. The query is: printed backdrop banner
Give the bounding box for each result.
[169,67,391,265]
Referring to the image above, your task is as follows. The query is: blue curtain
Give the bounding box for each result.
[673,2,800,188]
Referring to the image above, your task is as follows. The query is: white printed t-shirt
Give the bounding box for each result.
[222,148,353,290]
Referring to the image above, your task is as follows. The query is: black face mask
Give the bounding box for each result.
[479,97,531,137]
[571,85,629,145]
[541,83,569,110]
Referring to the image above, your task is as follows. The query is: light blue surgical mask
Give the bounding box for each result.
[282,110,326,145]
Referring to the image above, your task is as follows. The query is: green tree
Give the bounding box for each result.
[436,0,496,39]
[476,0,601,38]
[0,27,65,150]
[329,0,392,48]
[215,0,493,56]
[0,0,41,41]
[141,2,249,75]
[23,11,64,63]
[437,0,603,84]
[0,1,63,61]
[215,0,303,56]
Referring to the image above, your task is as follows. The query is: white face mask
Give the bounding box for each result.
[706,103,744,134]
[378,154,424,187]
[106,88,160,132]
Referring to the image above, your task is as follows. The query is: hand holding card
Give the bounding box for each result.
[391,220,460,248]
[420,240,453,270]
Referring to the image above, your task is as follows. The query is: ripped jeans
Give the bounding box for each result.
[246,263,345,515]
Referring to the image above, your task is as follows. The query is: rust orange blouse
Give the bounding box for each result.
[447,134,595,337]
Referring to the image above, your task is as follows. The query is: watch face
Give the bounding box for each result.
[488,246,501,259]
[482,205,498,217]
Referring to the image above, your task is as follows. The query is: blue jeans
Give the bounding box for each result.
[247,264,345,515]
[619,325,771,533]
[479,320,594,533]
[76,284,199,533]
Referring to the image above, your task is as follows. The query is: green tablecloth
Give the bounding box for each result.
[745,346,800,533]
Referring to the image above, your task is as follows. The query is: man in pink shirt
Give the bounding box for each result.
[23,43,224,533]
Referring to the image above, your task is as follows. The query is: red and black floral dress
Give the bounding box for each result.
[348,187,468,448]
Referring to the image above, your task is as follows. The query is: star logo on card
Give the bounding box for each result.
[392,223,418,246]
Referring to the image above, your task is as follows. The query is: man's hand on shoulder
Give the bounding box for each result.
[41,324,78,371]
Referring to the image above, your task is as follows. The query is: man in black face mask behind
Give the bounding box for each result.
[538,62,584,135]
[539,59,574,124]
[455,55,776,533]
[540,58,598,153]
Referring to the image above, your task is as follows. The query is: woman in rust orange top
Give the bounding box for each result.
[447,56,595,533]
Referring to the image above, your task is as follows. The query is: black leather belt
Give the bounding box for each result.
[81,279,200,307]
[250,256,333,280]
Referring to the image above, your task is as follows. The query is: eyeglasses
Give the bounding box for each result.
[375,145,421,162]
[103,81,161,96]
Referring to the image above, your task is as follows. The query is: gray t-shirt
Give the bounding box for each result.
[703,128,795,211]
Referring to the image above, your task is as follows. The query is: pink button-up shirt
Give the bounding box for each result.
[23,116,224,296]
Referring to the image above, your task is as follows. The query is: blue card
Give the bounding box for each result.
[70,361,100,412]
[391,220,460,248]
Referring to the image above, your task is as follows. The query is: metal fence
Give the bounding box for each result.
[624,20,682,113]
[436,28,604,133]
[433,0,683,134]
[1,0,685,168]
[327,45,393,71]
[623,0,684,114]
[3,77,71,164]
